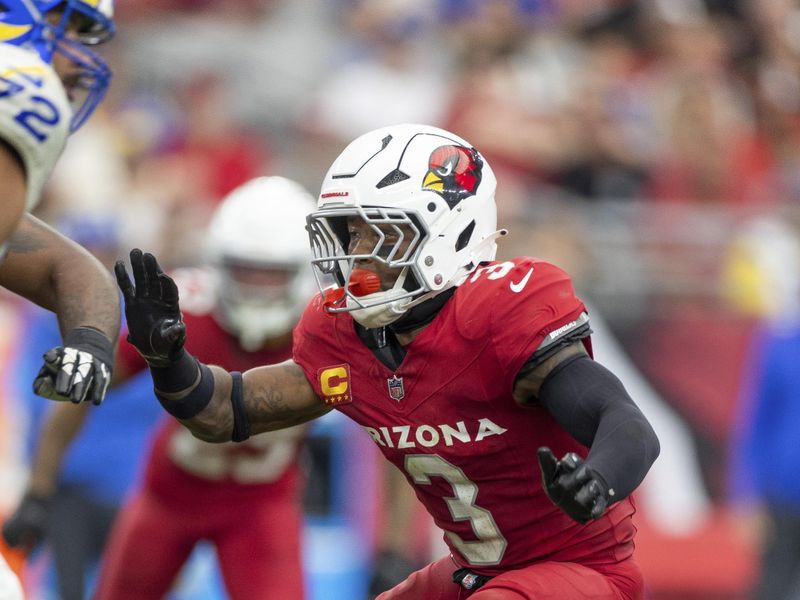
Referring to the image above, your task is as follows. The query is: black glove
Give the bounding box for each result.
[114,249,185,368]
[33,326,114,405]
[2,493,51,553]
[537,447,610,524]
[367,550,417,599]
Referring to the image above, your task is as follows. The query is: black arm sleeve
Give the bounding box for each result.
[537,354,660,503]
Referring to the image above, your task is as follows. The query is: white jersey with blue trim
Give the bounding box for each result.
[0,43,71,211]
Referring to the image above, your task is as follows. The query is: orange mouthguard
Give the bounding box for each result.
[322,269,382,309]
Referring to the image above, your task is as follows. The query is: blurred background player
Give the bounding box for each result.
[0,1,120,596]
[5,176,319,600]
[96,176,317,600]
[728,217,800,600]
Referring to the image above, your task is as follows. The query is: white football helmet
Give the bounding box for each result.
[206,176,317,350]
[307,123,504,328]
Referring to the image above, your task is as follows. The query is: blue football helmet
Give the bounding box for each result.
[0,0,115,130]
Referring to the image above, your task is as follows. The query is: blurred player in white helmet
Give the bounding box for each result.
[93,176,317,600]
[207,176,317,351]
[0,1,118,595]
[7,177,319,599]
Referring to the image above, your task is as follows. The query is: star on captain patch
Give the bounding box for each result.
[387,375,405,401]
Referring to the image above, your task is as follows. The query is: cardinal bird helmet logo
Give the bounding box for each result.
[422,145,484,209]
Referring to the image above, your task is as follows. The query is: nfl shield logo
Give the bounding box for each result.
[462,573,479,590]
[387,375,405,401]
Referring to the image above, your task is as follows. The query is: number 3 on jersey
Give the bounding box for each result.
[0,73,61,143]
[405,454,507,565]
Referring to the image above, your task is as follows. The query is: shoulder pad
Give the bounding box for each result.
[458,257,587,378]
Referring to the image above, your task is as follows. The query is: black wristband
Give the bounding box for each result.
[64,326,114,367]
[230,371,250,442]
[155,361,214,420]
[150,349,199,393]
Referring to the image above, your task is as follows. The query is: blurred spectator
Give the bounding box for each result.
[299,0,449,181]
[721,216,800,318]
[555,5,654,201]
[170,74,272,203]
[728,217,800,600]
[116,0,278,21]
[643,1,753,204]
[723,0,800,207]
[151,74,274,265]
[47,76,273,270]
[439,11,577,200]
[310,0,447,137]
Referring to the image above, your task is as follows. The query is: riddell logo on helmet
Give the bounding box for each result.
[320,191,349,199]
[421,145,483,209]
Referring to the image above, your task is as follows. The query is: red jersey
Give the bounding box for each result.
[117,269,303,509]
[294,257,636,575]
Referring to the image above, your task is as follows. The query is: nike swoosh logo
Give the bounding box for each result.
[510,267,534,293]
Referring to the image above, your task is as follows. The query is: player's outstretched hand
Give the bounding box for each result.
[33,326,114,405]
[2,493,51,554]
[537,447,610,524]
[115,249,185,368]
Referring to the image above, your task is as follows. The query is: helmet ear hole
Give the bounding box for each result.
[455,220,476,252]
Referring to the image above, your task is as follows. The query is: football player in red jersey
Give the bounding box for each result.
[116,124,660,599]
[9,176,318,600]
[94,176,317,600]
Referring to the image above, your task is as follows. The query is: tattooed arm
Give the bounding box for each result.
[177,361,330,443]
[0,214,119,341]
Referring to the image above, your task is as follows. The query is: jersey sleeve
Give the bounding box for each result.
[0,45,71,211]
[489,258,589,384]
